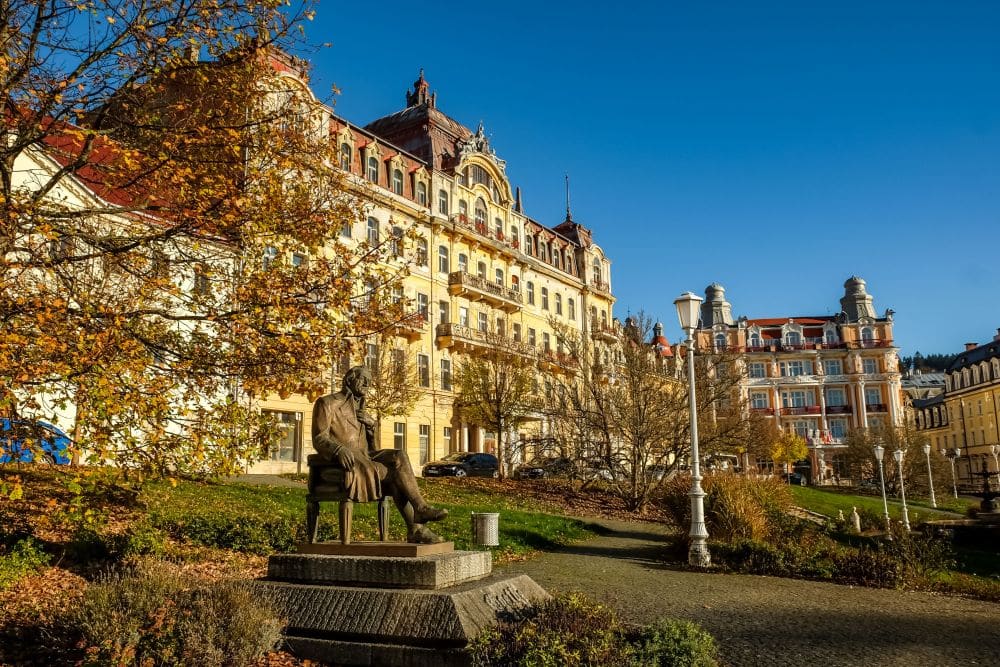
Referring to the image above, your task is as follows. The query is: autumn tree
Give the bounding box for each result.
[841,423,942,497]
[1,1,412,478]
[453,328,541,479]
[361,334,421,448]
[769,430,809,479]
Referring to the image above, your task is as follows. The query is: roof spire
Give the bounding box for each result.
[564,173,573,222]
[406,68,433,108]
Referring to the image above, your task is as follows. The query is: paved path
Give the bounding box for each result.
[501,519,1000,667]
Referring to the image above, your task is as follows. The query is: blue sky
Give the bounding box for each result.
[300,1,999,357]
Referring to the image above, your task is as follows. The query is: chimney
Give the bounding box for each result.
[994,327,1000,342]
[965,342,978,351]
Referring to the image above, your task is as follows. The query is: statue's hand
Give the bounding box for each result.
[336,448,355,470]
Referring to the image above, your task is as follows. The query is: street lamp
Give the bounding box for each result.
[922,443,936,508]
[941,448,959,499]
[892,448,911,532]
[674,291,710,567]
[873,444,892,538]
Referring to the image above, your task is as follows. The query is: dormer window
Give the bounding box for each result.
[339,142,352,171]
[785,331,801,346]
[715,333,727,350]
[825,329,838,344]
[366,156,379,182]
[592,257,602,285]
[474,198,487,228]
[510,225,519,248]
[416,181,427,205]
[438,189,449,215]
[861,327,874,343]
[392,169,403,195]
[749,332,761,348]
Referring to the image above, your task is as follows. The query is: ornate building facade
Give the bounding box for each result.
[254,71,616,473]
[692,277,903,482]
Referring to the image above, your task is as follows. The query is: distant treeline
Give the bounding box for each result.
[900,352,958,373]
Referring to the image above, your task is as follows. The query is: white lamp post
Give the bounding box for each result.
[674,291,710,567]
[892,448,911,532]
[922,443,936,508]
[873,444,892,538]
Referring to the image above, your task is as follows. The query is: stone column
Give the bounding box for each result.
[819,383,829,432]
[461,423,470,452]
[858,381,868,429]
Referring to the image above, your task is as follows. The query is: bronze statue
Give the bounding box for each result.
[312,366,448,543]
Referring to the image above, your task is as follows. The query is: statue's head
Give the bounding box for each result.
[343,365,372,397]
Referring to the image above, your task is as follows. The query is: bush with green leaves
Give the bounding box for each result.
[0,537,51,590]
[151,512,300,554]
[470,593,717,667]
[68,560,283,666]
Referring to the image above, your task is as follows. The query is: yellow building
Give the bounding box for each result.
[253,71,615,474]
[692,278,903,482]
[914,333,1000,487]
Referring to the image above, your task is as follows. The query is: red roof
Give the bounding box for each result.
[746,317,833,327]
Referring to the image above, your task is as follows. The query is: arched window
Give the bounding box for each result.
[510,225,519,248]
[825,329,838,344]
[715,333,727,350]
[438,189,449,215]
[749,333,761,348]
[861,327,874,343]
[476,261,486,279]
[339,142,352,171]
[366,156,379,182]
[511,275,520,291]
[416,181,427,205]
[392,169,403,195]
[474,198,487,228]
[553,249,561,269]
[785,331,801,346]
[458,253,468,273]
[437,245,449,273]
[592,257,602,285]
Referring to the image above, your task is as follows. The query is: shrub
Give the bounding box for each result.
[831,547,906,588]
[469,594,719,667]
[152,512,301,554]
[713,539,791,576]
[659,474,792,543]
[632,618,719,667]
[0,537,51,590]
[855,507,885,532]
[69,560,283,666]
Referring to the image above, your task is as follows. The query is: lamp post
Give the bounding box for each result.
[922,443,936,508]
[893,448,911,532]
[873,444,892,538]
[674,291,710,567]
[941,448,959,499]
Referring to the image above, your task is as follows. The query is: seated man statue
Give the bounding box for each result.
[312,365,448,544]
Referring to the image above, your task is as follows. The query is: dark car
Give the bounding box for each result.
[784,472,807,486]
[422,452,498,478]
[0,418,71,464]
[513,456,574,480]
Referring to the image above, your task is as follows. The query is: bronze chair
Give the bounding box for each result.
[305,454,390,544]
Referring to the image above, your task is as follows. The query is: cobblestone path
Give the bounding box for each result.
[501,519,1000,667]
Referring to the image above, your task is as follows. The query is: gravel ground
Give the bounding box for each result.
[501,519,1000,667]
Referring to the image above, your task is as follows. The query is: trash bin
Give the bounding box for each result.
[471,512,499,547]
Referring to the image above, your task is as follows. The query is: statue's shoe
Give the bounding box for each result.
[408,525,444,544]
[413,506,448,523]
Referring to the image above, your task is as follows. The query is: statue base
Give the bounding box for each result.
[258,547,550,666]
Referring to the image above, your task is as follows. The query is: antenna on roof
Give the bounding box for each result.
[565,173,572,221]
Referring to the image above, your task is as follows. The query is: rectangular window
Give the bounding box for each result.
[527,282,535,305]
[748,362,766,378]
[418,354,430,387]
[439,300,449,324]
[823,359,843,376]
[750,393,769,409]
[394,422,406,451]
[417,293,429,318]
[458,253,468,273]
[419,425,430,465]
[528,328,536,347]
[568,298,575,321]
[478,312,488,332]
[779,360,811,377]
[459,307,469,327]
[865,387,881,406]
[555,293,562,315]
[340,220,352,238]
[367,218,380,244]
[782,390,808,408]
[263,410,301,462]
[438,246,449,273]
[542,332,551,352]
[541,287,549,310]
[440,358,452,391]
[443,427,452,451]
[365,343,378,369]
[512,323,522,342]
[291,252,306,268]
[826,388,846,406]
[829,419,848,439]
[416,240,428,267]
[862,358,878,374]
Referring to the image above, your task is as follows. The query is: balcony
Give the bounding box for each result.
[826,405,852,415]
[538,349,579,374]
[591,323,618,344]
[750,407,775,416]
[783,405,823,416]
[447,271,522,312]
[393,312,428,342]
[449,214,520,256]
[865,403,888,413]
[589,279,612,296]
[435,322,534,356]
[851,339,893,349]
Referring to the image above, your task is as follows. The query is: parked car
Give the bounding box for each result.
[784,472,807,486]
[422,452,498,478]
[513,456,574,480]
[0,418,71,464]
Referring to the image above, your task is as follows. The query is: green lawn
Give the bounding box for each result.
[141,478,597,562]
[789,485,971,524]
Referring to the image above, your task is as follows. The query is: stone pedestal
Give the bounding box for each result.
[257,544,549,666]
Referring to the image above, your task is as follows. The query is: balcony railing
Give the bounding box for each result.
[450,214,520,254]
[750,407,775,415]
[447,271,522,312]
[393,312,428,341]
[826,405,852,414]
[590,323,618,343]
[865,403,888,413]
[852,339,893,349]
[783,405,822,416]
[591,279,611,294]
[435,322,535,356]
[539,349,579,373]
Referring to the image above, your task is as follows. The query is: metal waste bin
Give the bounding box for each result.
[471,512,499,547]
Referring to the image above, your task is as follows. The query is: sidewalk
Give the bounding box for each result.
[501,519,999,667]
